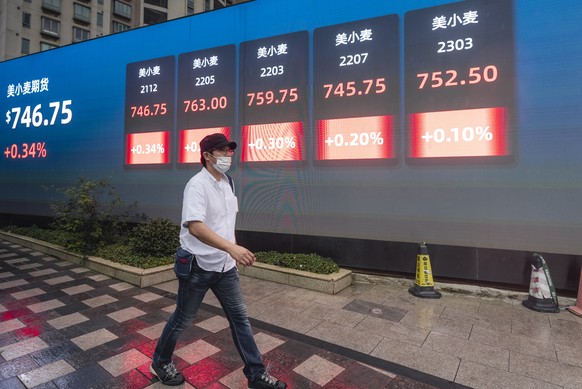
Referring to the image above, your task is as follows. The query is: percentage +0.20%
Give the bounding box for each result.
[4,142,48,160]
[324,131,385,147]
[421,126,493,143]
[247,137,297,150]
[130,143,165,155]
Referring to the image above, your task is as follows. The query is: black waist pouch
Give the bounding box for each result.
[174,247,195,279]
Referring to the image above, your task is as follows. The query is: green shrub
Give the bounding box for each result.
[95,243,172,269]
[128,218,179,257]
[254,251,340,274]
[49,177,140,255]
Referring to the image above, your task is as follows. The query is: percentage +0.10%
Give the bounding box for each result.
[130,143,165,155]
[421,126,493,143]
[323,132,385,147]
[247,137,297,150]
[4,142,48,160]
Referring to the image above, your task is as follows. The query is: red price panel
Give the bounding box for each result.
[239,31,308,162]
[177,45,235,165]
[404,0,515,162]
[126,131,170,165]
[313,15,399,162]
[409,107,507,158]
[124,56,175,166]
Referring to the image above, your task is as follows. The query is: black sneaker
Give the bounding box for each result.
[248,371,287,389]
[150,361,185,386]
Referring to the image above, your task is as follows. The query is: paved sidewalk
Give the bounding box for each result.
[1,238,582,388]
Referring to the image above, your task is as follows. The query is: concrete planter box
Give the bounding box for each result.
[0,231,174,287]
[0,231,352,293]
[238,261,352,295]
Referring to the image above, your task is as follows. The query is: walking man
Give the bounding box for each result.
[150,133,287,388]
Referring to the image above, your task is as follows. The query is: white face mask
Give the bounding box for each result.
[212,156,231,173]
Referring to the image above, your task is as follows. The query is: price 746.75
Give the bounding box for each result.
[6,100,72,129]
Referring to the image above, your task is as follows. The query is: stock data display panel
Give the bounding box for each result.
[313,15,399,162]
[239,31,308,163]
[177,45,236,164]
[3,76,72,162]
[124,56,175,166]
[405,0,515,162]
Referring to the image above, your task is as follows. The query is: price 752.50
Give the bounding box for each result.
[6,100,72,129]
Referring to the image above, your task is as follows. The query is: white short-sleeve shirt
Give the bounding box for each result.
[179,168,238,272]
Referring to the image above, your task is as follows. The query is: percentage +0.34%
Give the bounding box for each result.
[4,142,48,160]
[130,143,166,155]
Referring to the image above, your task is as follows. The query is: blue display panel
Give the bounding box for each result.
[2,0,582,257]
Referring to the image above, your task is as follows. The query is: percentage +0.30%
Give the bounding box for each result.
[247,137,297,150]
[421,126,493,143]
[324,132,385,147]
[4,142,48,160]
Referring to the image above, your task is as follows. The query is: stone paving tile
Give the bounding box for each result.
[355,315,430,346]
[133,292,162,303]
[70,267,91,274]
[5,258,28,265]
[0,337,49,361]
[29,269,57,277]
[47,312,89,330]
[254,332,286,355]
[371,338,460,381]
[82,294,118,308]
[98,349,151,377]
[196,314,230,333]
[138,322,166,341]
[109,282,134,292]
[469,325,557,362]
[88,274,110,282]
[27,299,65,313]
[510,350,582,388]
[62,284,94,295]
[0,319,26,335]
[307,321,383,354]
[107,307,146,323]
[44,275,75,285]
[456,359,562,389]
[18,359,75,388]
[293,354,345,386]
[0,279,28,290]
[175,339,221,364]
[16,264,41,270]
[72,328,118,351]
[423,331,509,371]
[10,288,45,300]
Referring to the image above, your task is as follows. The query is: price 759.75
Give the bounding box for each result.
[246,88,298,106]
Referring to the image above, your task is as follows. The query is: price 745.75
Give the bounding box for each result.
[323,78,386,99]
[6,100,72,129]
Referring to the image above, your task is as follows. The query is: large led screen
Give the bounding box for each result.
[1,0,582,257]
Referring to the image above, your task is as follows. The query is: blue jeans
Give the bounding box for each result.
[152,264,265,380]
